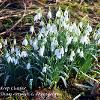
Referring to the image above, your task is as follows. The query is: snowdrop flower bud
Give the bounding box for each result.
[39,45,45,57]
[79,51,84,58]
[51,39,58,52]
[77,48,80,53]
[0,43,2,49]
[22,38,28,46]
[47,10,52,19]
[14,38,16,45]
[27,63,31,69]
[42,67,47,73]
[33,39,38,50]
[21,51,28,58]
[56,7,62,18]
[11,47,15,54]
[30,26,34,34]
[4,39,7,46]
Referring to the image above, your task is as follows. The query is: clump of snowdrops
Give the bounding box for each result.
[0,7,100,89]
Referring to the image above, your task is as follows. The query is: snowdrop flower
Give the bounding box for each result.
[77,48,80,53]
[86,23,92,33]
[34,12,42,22]
[56,7,62,18]
[39,45,45,57]
[79,50,84,58]
[55,47,64,59]
[21,51,28,58]
[14,59,18,65]
[73,36,78,43]
[65,46,68,52]
[96,28,100,35]
[38,33,44,40]
[11,57,16,63]
[40,27,46,34]
[64,8,69,21]
[79,22,83,28]
[30,26,34,34]
[11,47,15,54]
[0,43,2,49]
[33,39,38,50]
[4,39,7,46]
[69,50,75,61]
[26,63,31,69]
[29,39,33,46]
[51,39,58,52]
[22,38,28,46]
[66,36,73,45]
[14,38,16,45]
[47,10,52,19]
[7,56,12,63]
[40,21,45,26]
[97,39,100,44]
[42,67,47,73]
[5,52,10,58]
[15,47,21,57]
[29,79,33,89]
[80,35,90,45]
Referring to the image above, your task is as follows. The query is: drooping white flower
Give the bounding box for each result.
[14,59,18,65]
[56,7,62,18]
[33,39,38,50]
[64,8,69,21]
[26,63,31,69]
[22,38,28,46]
[0,43,2,49]
[79,50,84,58]
[11,47,15,54]
[47,10,52,19]
[42,67,47,73]
[7,56,12,63]
[55,47,64,59]
[5,52,10,58]
[34,12,42,22]
[69,50,75,61]
[79,22,83,28]
[77,48,80,53]
[51,39,58,52]
[80,35,90,45]
[30,26,34,34]
[86,23,92,33]
[38,33,44,40]
[21,51,28,58]
[66,36,73,45]
[14,38,16,45]
[40,21,45,26]
[4,39,7,46]
[40,27,46,34]
[15,47,21,57]
[97,39,100,44]
[39,45,45,57]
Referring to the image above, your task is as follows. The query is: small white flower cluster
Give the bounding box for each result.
[0,7,98,68]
